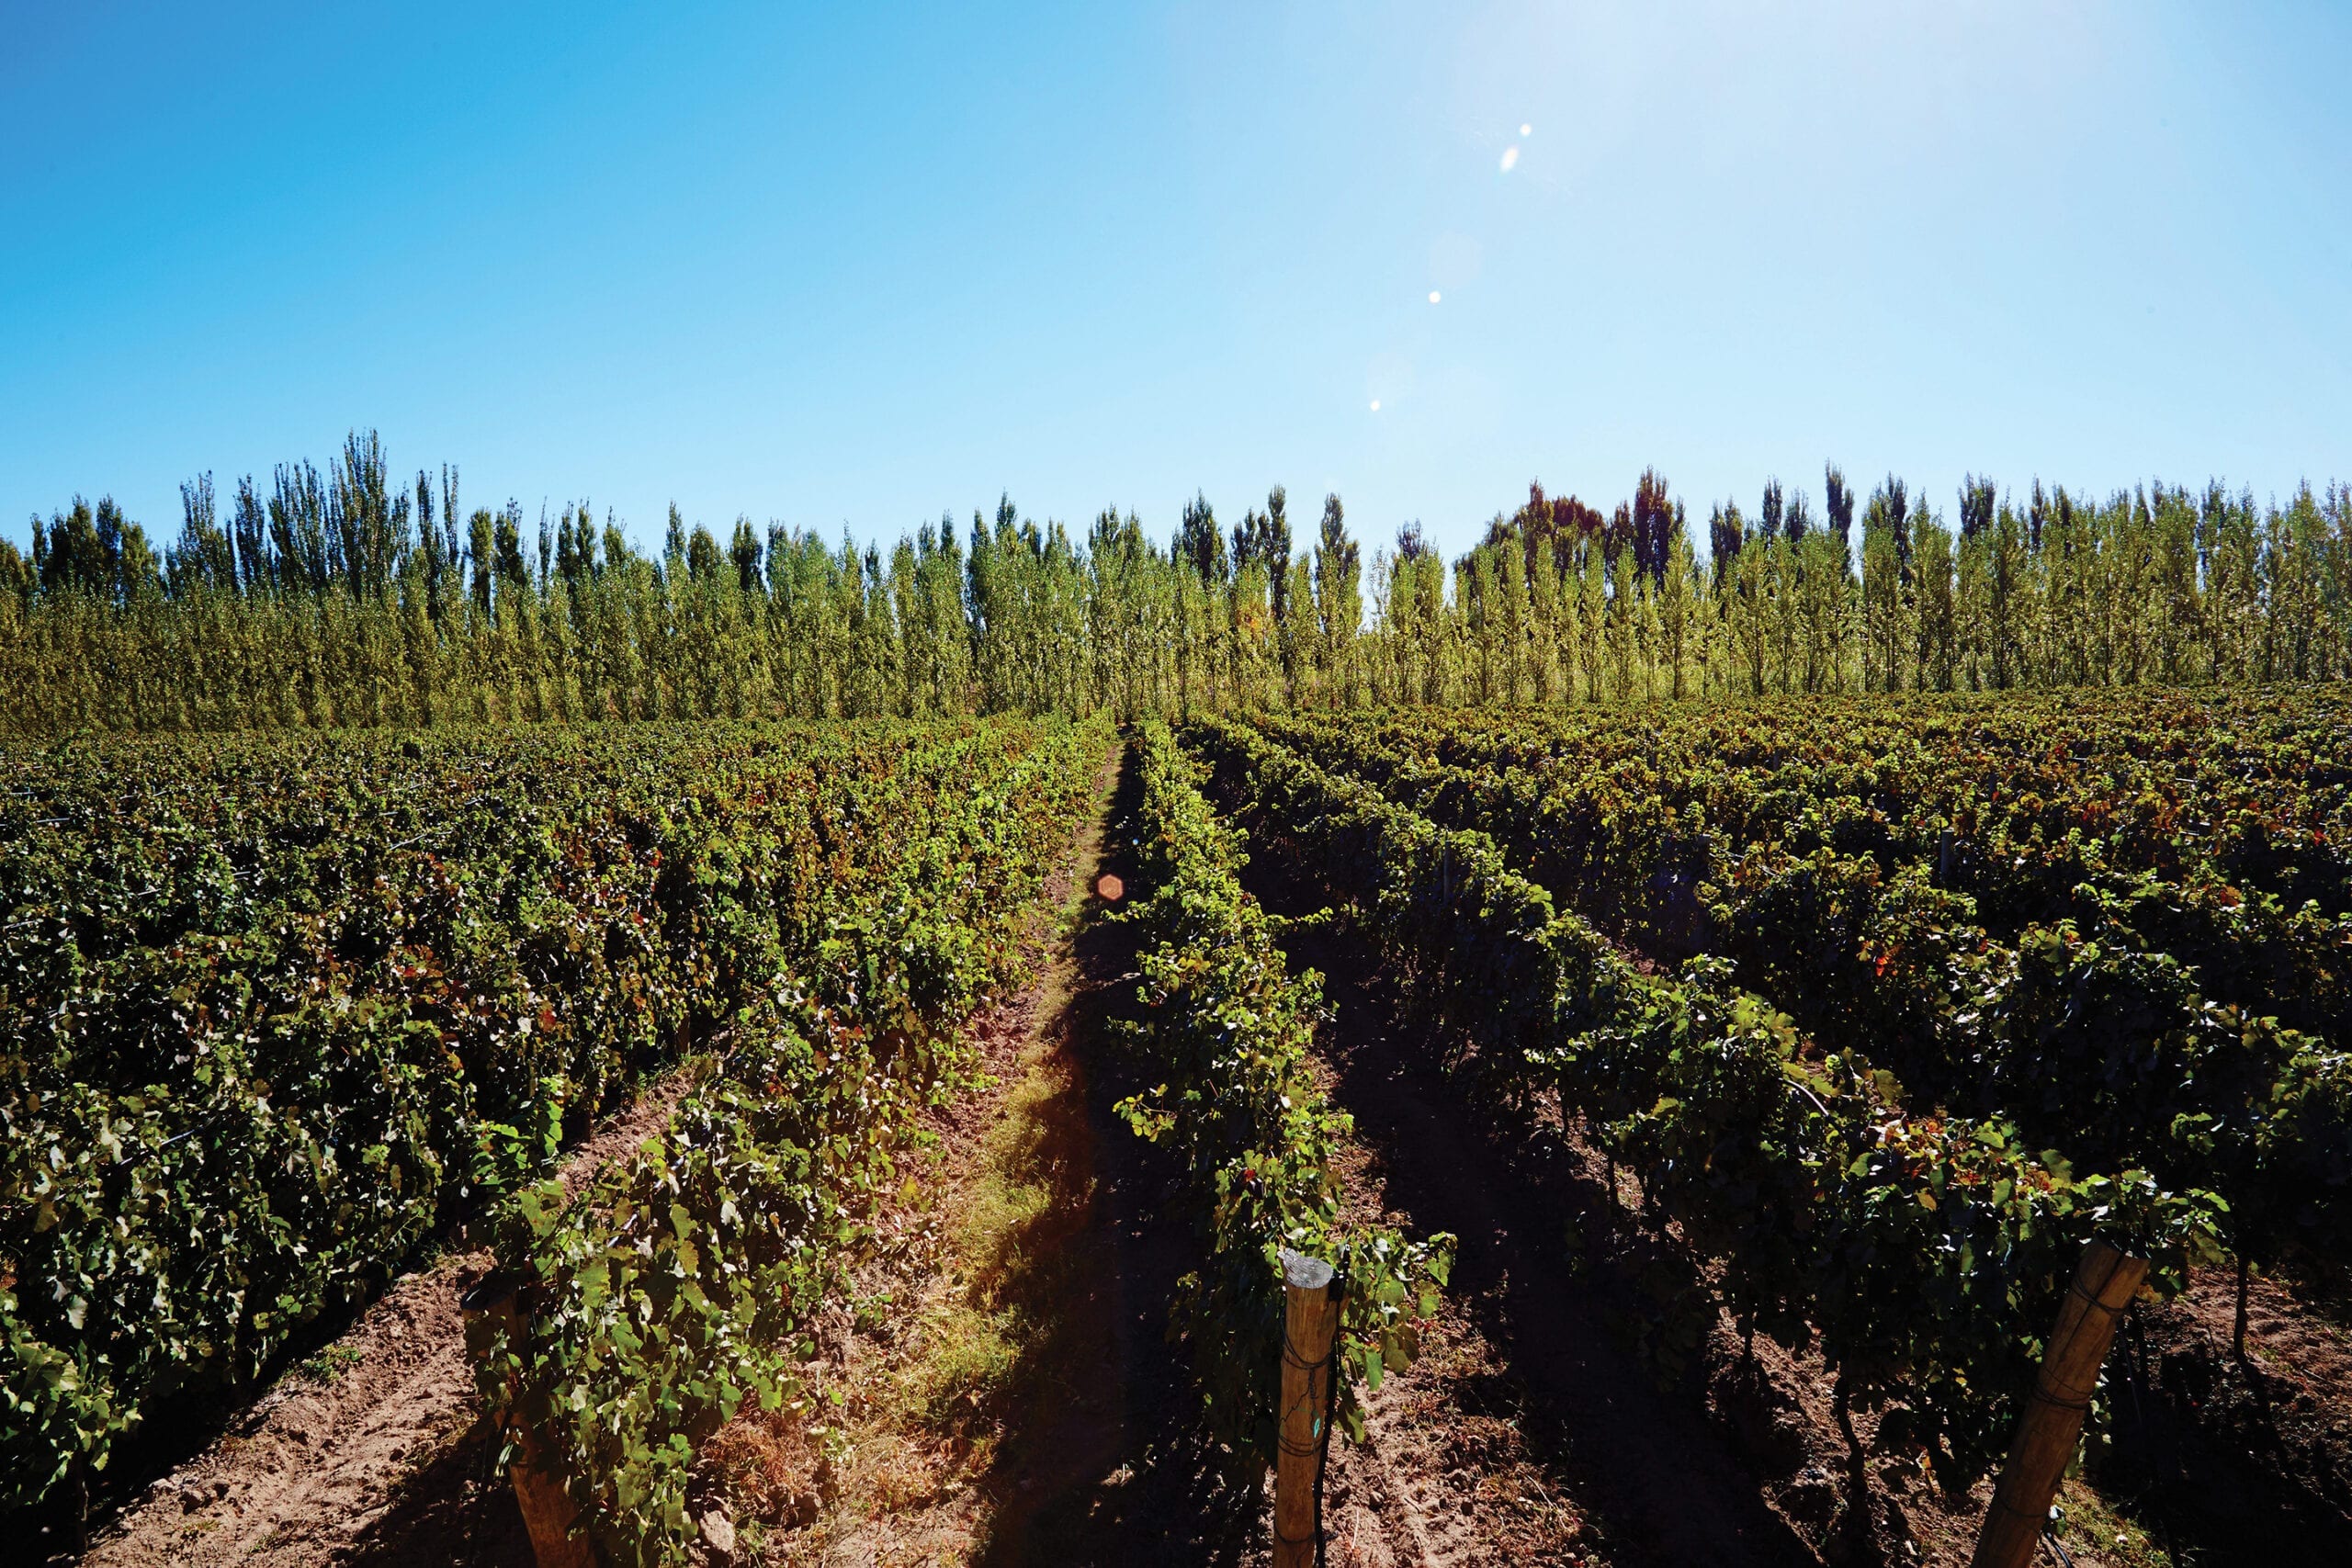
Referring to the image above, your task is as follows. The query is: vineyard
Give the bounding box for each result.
[1180,690,2352,1561]
[4,689,2350,1567]
[2,717,1111,1559]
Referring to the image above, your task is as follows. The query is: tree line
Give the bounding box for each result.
[3,431,2346,733]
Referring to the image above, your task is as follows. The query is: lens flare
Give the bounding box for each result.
[1499,145,1519,172]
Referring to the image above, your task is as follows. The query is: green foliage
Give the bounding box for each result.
[475,717,1105,1563]
[1190,715,2222,1491]
[1113,721,1451,1470]
[0,716,1107,1523]
[11,436,2349,738]
[1247,694,2352,1280]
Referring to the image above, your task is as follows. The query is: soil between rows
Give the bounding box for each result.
[689,743,1270,1564]
[1238,852,1832,1568]
[76,1077,690,1568]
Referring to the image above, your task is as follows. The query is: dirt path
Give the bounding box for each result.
[1309,1102,1594,1566]
[692,747,1131,1562]
[79,1077,690,1568]
[706,743,1289,1567]
[987,752,1268,1566]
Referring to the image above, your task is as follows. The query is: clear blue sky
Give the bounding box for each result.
[4,1,2346,563]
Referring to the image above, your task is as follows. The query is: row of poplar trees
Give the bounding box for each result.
[3,431,2347,734]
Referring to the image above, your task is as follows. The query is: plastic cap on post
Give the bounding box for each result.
[1280,1248,1336,1291]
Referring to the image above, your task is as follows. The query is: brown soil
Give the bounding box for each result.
[1267,903,1829,1568]
[1311,1100,1596,1565]
[77,1078,689,1568]
[2095,1263,2352,1562]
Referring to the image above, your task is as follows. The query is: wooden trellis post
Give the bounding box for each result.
[1970,1238,2148,1568]
[461,1274,600,1568]
[1274,1248,1341,1568]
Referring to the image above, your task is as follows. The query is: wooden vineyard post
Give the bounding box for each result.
[1970,1239,2148,1568]
[460,1275,601,1568]
[1274,1248,1341,1568]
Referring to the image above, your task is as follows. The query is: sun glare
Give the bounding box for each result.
[1499,145,1520,173]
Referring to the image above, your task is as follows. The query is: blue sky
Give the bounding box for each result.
[3,1,2347,563]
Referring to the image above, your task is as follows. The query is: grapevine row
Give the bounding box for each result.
[1253,704,2351,1007]
[1187,715,2215,1490]
[0,720,1070,1514]
[1114,720,1450,1461]
[1249,710,2352,1282]
[473,717,1107,1562]
[1343,691,2352,920]
[1251,704,2348,1064]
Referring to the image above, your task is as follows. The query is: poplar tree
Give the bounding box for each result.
[1310,494,1361,707]
[8,429,2350,737]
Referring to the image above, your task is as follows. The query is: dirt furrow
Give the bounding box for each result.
[1258,892,1821,1568]
[81,1079,687,1568]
